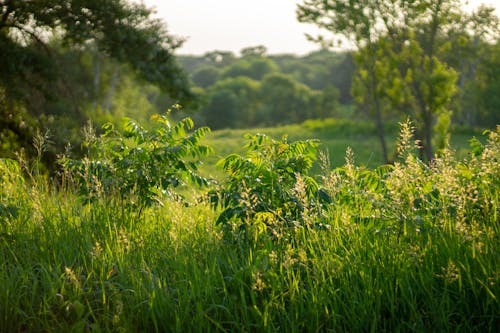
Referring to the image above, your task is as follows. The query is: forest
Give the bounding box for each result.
[0,0,499,331]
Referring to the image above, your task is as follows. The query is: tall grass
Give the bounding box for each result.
[0,123,498,332]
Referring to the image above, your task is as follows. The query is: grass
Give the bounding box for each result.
[200,118,482,179]
[0,121,498,332]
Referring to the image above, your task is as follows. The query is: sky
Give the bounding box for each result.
[142,0,500,56]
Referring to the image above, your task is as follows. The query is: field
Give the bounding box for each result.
[0,119,498,332]
[201,119,481,178]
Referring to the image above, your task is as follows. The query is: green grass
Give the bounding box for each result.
[0,122,498,332]
[200,118,482,179]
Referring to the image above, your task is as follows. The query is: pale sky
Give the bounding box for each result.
[142,0,500,56]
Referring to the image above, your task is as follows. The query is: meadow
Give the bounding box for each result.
[0,117,498,332]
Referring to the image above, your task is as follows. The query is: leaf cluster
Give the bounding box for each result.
[209,134,330,240]
[60,108,212,210]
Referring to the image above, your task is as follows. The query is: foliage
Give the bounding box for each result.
[258,73,315,125]
[0,120,498,331]
[209,134,330,240]
[1,123,499,331]
[465,40,500,127]
[203,76,261,129]
[297,0,499,162]
[60,107,212,210]
[181,49,351,129]
[0,0,192,167]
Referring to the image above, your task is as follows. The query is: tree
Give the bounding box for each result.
[203,89,239,130]
[192,66,221,88]
[467,41,500,127]
[240,45,268,58]
[311,85,340,119]
[221,57,278,81]
[202,77,260,129]
[0,0,192,164]
[297,0,491,161]
[259,73,313,125]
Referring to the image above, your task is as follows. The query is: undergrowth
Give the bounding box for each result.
[0,117,498,332]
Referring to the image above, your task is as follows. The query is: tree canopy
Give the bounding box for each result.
[297,0,499,161]
[0,0,192,164]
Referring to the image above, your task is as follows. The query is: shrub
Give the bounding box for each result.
[209,133,330,241]
[60,107,212,212]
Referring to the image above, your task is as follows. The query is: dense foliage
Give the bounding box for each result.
[60,107,212,211]
[209,133,330,240]
[0,0,192,166]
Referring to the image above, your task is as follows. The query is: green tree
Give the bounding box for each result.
[0,0,192,165]
[468,41,500,127]
[259,73,313,125]
[312,85,340,119]
[192,66,221,88]
[240,45,268,58]
[202,77,260,129]
[222,57,278,81]
[203,89,239,130]
[297,0,483,161]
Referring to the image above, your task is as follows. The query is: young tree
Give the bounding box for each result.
[297,0,408,162]
[297,0,491,161]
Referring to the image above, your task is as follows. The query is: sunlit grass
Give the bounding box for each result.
[0,123,497,332]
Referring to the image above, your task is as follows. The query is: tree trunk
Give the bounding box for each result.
[374,100,389,164]
[92,53,102,111]
[423,109,434,161]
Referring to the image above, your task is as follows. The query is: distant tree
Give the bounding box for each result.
[311,85,340,119]
[330,53,355,104]
[275,49,353,94]
[240,45,267,58]
[247,58,279,81]
[203,51,237,68]
[203,89,239,130]
[468,41,500,127]
[202,77,260,128]
[222,57,278,81]
[221,60,252,79]
[192,66,221,88]
[259,73,313,125]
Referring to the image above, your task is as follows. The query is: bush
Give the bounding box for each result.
[209,133,330,241]
[60,107,212,212]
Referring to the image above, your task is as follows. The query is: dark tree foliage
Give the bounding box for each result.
[0,0,192,165]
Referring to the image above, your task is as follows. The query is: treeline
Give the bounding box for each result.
[180,39,500,134]
[179,47,354,129]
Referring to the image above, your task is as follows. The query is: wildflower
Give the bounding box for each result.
[437,261,460,283]
[91,240,103,258]
[252,272,267,292]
